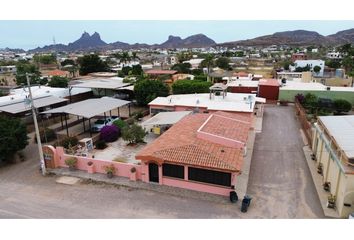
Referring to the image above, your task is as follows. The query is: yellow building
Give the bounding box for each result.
[312,116,354,218]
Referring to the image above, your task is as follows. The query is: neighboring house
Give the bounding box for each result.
[169,56,177,65]
[136,111,252,196]
[278,81,354,105]
[145,69,178,83]
[276,71,312,82]
[291,53,307,62]
[290,60,325,77]
[0,65,17,74]
[312,116,354,218]
[47,69,70,78]
[327,52,343,60]
[148,92,266,116]
[183,58,204,69]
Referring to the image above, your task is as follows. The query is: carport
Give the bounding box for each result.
[71,78,132,97]
[141,111,192,135]
[0,95,68,117]
[41,97,131,137]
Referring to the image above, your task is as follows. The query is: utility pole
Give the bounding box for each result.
[26,73,46,176]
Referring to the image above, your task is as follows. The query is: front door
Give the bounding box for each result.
[149,163,159,183]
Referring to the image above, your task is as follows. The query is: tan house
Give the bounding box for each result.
[312,115,354,218]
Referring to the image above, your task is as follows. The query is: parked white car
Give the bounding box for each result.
[91,116,119,132]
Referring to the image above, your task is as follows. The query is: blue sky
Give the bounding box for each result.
[1,20,353,50]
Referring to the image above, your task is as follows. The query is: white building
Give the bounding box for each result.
[290,60,325,77]
[183,58,204,69]
[0,65,16,74]
[327,52,343,60]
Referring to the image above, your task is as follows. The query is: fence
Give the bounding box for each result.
[294,99,313,145]
[53,146,142,181]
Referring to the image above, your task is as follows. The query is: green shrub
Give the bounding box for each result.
[95,139,107,150]
[58,136,78,149]
[122,123,147,144]
[65,157,77,168]
[35,128,56,143]
[172,80,212,94]
[125,118,135,125]
[333,99,352,114]
[134,80,169,106]
[134,111,144,120]
[113,119,127,129]
[48,76,69,88]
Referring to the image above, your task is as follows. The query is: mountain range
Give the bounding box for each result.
[29,32,216,53]
[218,28,354,47]
[25,28,354,53]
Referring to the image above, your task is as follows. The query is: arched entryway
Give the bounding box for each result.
[148,162,159,183]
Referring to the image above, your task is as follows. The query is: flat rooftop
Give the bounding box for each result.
[71,77,130,90]
[148,93,266,113]
[259,79,280,87]
[142,111,192,126]
[319,115,354,159]
[227,80,259,88]
[280,81,354,92]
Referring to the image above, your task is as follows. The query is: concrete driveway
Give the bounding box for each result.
[0,105,325,218]
[246,105,325,218]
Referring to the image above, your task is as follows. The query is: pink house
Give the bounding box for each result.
[136,111,252,196]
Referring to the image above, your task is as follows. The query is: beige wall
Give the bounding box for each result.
[313,77,352,87]
[313,125,354,218]
[301,72,312,82]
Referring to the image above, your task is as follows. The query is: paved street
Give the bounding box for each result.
[0,105,325,218]
[246,105,325,218]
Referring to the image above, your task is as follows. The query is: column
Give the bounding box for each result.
[184,166,188,181]
[158,164,163,185]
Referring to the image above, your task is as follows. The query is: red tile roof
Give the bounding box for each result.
[136,111,251,172]
[145,70,177,75]
[233,71,249,77]
[48,69,69,77]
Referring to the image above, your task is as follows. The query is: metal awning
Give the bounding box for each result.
[41,97,130,119]
[142,111,192,126]
[71,78,130,90]
[0,96,68,114]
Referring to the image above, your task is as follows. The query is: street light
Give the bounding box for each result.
[26,73,46,176]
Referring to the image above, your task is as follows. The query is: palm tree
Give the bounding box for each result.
[119,52,131,66]
[204,54,215,74]
[131,52,140,62]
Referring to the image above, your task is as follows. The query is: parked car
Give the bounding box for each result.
[91,116,119,132]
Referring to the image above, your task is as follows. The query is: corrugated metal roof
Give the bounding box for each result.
[142,111,192,126]
[319,115,354,159]
[72,77,130,90]
[41,97,130,119]
[0,96,68,114]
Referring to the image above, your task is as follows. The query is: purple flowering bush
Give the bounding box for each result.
[100,125,120,142]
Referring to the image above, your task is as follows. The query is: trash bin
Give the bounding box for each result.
[241,195,252,213]
[230,191,238,203]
